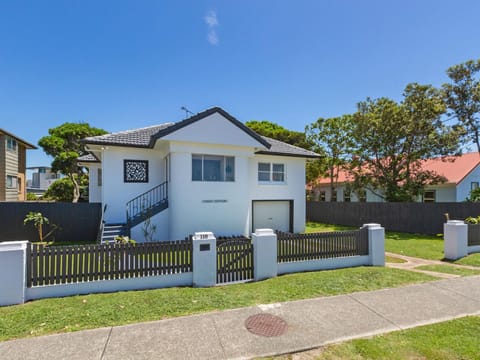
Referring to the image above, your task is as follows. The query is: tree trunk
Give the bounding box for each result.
[329,166,335,202]
[70,174,80,203]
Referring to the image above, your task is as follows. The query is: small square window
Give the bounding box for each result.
[472,182,479,191]
[424,190,436,203]
[124,160,149,183]
[319,191,326,201]
[258,162,285,183]
[344,189,351,202]
[6,175,17,189]
[6,137,17,152]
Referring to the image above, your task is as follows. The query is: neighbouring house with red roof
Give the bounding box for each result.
[310,152,480,203]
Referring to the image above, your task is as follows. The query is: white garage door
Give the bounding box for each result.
[253,201,291,233]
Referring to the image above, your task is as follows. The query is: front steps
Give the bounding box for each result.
[101,223,128,243]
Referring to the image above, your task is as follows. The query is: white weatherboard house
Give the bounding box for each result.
[79,107,319,242]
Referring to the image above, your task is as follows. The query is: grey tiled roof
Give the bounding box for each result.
[82,108,320,158]
[83,123,174,148]
[257,137,320,158]
[78,153,99,162]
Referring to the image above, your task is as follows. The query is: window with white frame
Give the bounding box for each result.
[192,154,234,182]
[97,168,102,187]
[6,175,17,189]
[258,162,285,183]
[423,190,436,203]
[471,182,479,191]
[6,137,17,152]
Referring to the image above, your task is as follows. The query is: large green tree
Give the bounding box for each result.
[246,120,313,150]
[350,83,461,202]
[306,115,355,201]
[38,123,107,203]
[443,59,480,153]
[246,120,320,183]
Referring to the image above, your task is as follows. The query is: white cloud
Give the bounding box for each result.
[204,10,219,45]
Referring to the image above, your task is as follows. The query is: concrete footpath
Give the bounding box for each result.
[1,276,480,360]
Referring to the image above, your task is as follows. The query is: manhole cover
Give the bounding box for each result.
[245,313,288,337]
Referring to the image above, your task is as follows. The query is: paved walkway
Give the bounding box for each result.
[386,252,480,279]
[1,275,480,360]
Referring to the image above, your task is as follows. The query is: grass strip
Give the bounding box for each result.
[0,267,434,342]
[301,316,480,360]
[453,253,480,267]
[385,255,407,263]
[416,264,480,277]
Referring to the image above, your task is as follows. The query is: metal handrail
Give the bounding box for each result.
[96,204,107,243]
[126,182,168,224]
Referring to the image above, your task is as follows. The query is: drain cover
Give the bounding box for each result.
[245,313,288,337]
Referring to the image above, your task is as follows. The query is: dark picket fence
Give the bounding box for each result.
[216,236,253,284]
[277,228,369,263]
[27,239,192,287]
[468,224,480,246]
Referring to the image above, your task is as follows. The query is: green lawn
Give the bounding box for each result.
[416,264,480,277]
[454,253,480,267]
[0,267,434,342]
[306,222,480,266]
[385,231,444,260]
[305,222,356,233]
[385,255,407,264]
[272,316,480,360]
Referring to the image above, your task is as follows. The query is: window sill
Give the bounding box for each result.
[258,181,287,185]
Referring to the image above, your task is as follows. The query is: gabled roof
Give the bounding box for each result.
[82,123,174,148]
[257,136,319,158]
[78,153,100,163]
[82,107,320,159]
[315,152,480,185]
[149,107,271,149]
[0,128,37,149]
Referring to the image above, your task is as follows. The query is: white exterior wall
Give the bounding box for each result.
[88,163,102,203]
[130,208,170,242]
[102,146,167,223]
[456,164,480,201]
[162,112,266,149]
[249,155,306,233]
[423,184,456,202]
[168,142,252,239]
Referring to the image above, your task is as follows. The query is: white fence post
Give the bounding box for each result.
[362,223,385,266]
[0,241,28,306]
[192,232,217,287]
[444,220,468,260]
[252,228,278,281]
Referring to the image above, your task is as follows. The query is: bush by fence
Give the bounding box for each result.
[0,202,101,243]
[307,201,480,235]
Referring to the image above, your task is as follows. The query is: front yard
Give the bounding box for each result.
[0,266,433,342]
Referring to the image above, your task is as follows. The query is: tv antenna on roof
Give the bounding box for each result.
[181,106,194,118]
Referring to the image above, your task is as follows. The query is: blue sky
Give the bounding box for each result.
[1,0,479,167]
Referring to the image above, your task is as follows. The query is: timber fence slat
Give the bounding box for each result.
[28,239,192,287]
[216,237,253,284]
[277,228,369,263]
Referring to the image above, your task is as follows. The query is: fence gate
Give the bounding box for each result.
[216,237,254,284]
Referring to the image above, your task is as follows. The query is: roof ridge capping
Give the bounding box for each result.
[149,106,271,149]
